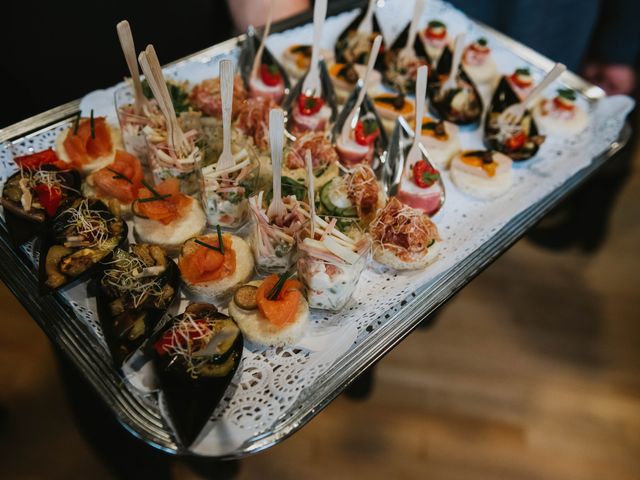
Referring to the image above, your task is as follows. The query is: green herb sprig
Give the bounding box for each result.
[90,109,95,139]
[138,180,172,203]
[267,271,293,301]
[194,225,225,254]
[107,168,133,184]
[73,112,81,135]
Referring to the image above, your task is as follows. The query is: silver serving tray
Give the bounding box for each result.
[0,1,631,458]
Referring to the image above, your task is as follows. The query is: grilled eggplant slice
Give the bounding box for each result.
[381,21,431,94]
[334,5,385,67]
[428,47,483,127]
[1,164,80,245]
[149,303,243,447]
[38,198,127,293]
[483,76,546,161]
[95,244,180,367]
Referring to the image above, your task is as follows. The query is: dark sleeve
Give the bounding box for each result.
[591,0,640,65]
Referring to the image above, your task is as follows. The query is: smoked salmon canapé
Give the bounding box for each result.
[56,114,123,174]
[227,274,310,347]
[83,150,144,216]
[178,230,254,301]
[132,178,206,253]
[370,197,441,271]
[450,150,513,199]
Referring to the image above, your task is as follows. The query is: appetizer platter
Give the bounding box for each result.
[0,0,633,458]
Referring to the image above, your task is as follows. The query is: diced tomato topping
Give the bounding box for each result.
[260,63,282,87]
[153,319,209,356]
[509,72,533,89]
[412,160,440,188]
[505,131,527,151]
[14,149,67,170]
[553,97,575,111]
[34,184,63,217]
[354,119,380,146]
[297,94,324,116]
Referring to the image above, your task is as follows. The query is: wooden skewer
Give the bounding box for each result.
[216,59,235,171]
[116,20,146,115]
[267,108,287,219]
[250,0,274,82]
[142,45,189,156]
[305,150,316,238]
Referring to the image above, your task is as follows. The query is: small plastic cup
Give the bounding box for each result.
[144,126,205,196]
[199,146,261,230]
[296,217,371,311]
[114,85,150,165]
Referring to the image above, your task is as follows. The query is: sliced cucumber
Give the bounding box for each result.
[320,179,358,217]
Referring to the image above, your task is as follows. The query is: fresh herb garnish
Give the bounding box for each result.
[194,225,225,254]
[477,37,488,47]
[422,170,440,183]
[141,79,191,114]
[107,167,133,184]
[362,118,379,135]
[139,180,172,203]
[267,271,292,301]
[375,94,405,111]
[428,20,446,29]
[90,109,95,139]
[462,150,487,158]
[557,88,576,101]
[514,67,531,76]
[73,112,81,135]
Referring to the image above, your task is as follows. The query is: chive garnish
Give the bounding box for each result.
[73,112,81,135]
[138,180,172,203]
[267,271,292,301]
[90,109,95,139]
[138,194,171,203]
[107,167,133,184]
[194,226,225,254]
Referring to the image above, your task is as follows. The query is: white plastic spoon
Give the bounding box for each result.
[408,64,428,163]
[217,59,235,171]
[267,108,287,219]
[340,34,383,143]
[499,63,567,125]
[441,33,465,93]
[301,0,327,96]
[357,0,377,34]
[399,0,426,61]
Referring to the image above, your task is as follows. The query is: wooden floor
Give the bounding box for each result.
[1,126,639,479]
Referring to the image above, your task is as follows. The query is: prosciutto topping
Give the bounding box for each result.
[370,197,440,262]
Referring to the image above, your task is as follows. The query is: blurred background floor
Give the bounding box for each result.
[1,126,638,479]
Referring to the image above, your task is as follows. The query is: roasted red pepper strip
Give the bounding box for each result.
[297,93,324,115]
[412,160,440,188]
[34,184,63,217]
[260,63,282,86]
[154,319,210,356]
[505,131,527,151]
[14,148,66,170]
[354,119,380,146]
